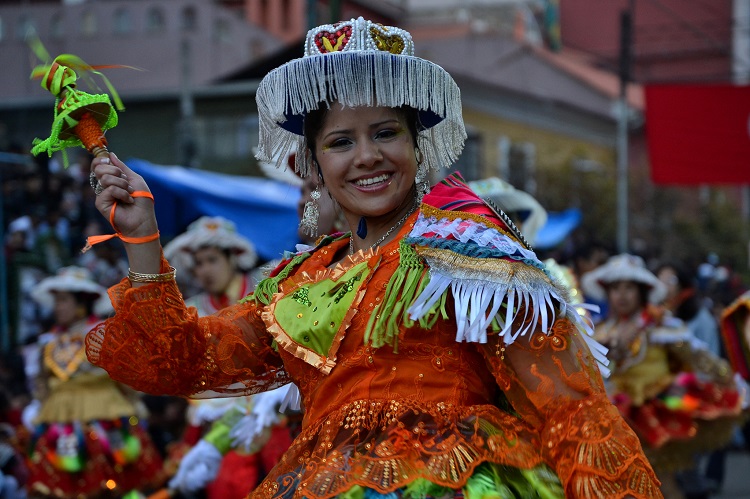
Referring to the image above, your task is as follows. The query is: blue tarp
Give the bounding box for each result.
[534,208,582,250]
[127,158,301,262]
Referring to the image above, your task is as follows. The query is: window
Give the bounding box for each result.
[113,8,132,35]
[459,130,483,182]
[495,136,537,193]
[80,10,96,36]
[146,7,165,33]
[215,18,231,43]
[0,16,4,41]
[50,12,65,39]
[16,15,36,40]
[507,142,537,194]
[181,6,197,31]
[195,115,259,160]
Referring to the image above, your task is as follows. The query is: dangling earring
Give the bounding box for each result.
[299,185,321,237]
[356,217,367,239]
[414,147,424,165]
[414,148,430,202]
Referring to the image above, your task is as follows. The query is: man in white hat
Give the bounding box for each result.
[164,216,259,315]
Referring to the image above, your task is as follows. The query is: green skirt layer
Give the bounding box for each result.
[337,462,564,499]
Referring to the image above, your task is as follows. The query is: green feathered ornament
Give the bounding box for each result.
[28,38,130,165]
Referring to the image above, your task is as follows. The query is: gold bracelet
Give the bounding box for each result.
[128,266,177,283]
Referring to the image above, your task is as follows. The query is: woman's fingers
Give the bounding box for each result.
[100,172,133,192]
[94,171,134,205]
[105,183,136,204]
[91,153,148,205]
[110,153,148,190]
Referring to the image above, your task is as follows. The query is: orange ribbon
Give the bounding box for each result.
[82,191,159,252]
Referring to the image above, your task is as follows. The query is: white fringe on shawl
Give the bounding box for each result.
[406,214,610,376]
[255,50,466,177]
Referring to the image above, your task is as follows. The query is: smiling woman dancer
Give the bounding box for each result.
[85,17,661,499]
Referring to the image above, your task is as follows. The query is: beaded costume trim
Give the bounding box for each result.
[262,248,380,374]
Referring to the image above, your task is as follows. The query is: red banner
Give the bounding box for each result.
[645,84,750,184]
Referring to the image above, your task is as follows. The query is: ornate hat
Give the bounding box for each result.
[581,253,667,304]
[163,216,258,272]
[468,177,548,246]
[255,16,466,178]
[31,266,112,317]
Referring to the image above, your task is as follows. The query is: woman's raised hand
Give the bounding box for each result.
[91,152,158,239]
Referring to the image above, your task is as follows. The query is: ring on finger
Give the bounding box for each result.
[89,171,105,196]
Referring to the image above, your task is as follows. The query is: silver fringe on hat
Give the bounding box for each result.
[255,17,467,178]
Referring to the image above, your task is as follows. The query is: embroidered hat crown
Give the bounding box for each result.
[255,17,466,178]
[304,19,414,56]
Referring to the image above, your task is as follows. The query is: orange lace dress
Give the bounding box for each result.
[86,174,660,498]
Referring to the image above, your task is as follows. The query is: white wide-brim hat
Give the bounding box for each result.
[468,177,548,246]
[164,216,258,272]
[31,266,113,317]
[581,253,667,304]
[255,16,467,178]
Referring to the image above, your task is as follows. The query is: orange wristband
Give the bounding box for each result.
[82,191,159,253]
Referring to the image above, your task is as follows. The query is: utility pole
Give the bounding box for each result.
[616,5,633,254]
[179,37,197,168]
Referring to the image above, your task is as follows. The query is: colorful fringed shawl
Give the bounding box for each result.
[259,172,608,378]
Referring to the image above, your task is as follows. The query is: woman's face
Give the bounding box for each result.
[192,246,236,295]
[607,280,643,318]
[313,105,417,226]
[53,291,85,328]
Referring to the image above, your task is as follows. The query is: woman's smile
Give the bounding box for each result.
[351,171,394,190]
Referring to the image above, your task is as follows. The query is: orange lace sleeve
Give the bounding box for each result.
[481,317,663,499]
[85,261,289,398]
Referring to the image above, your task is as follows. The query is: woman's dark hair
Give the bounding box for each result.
[636,283,652,307]
[195,245,233,260]
[656,262,700,321]
[303,104,421,168]
[605,280,651,308]
[73,291,100,317]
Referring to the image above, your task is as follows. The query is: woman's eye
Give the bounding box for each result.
[375,129,398,139]
[328,138,352,149]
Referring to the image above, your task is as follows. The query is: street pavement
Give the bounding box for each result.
[715,451,750,499]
